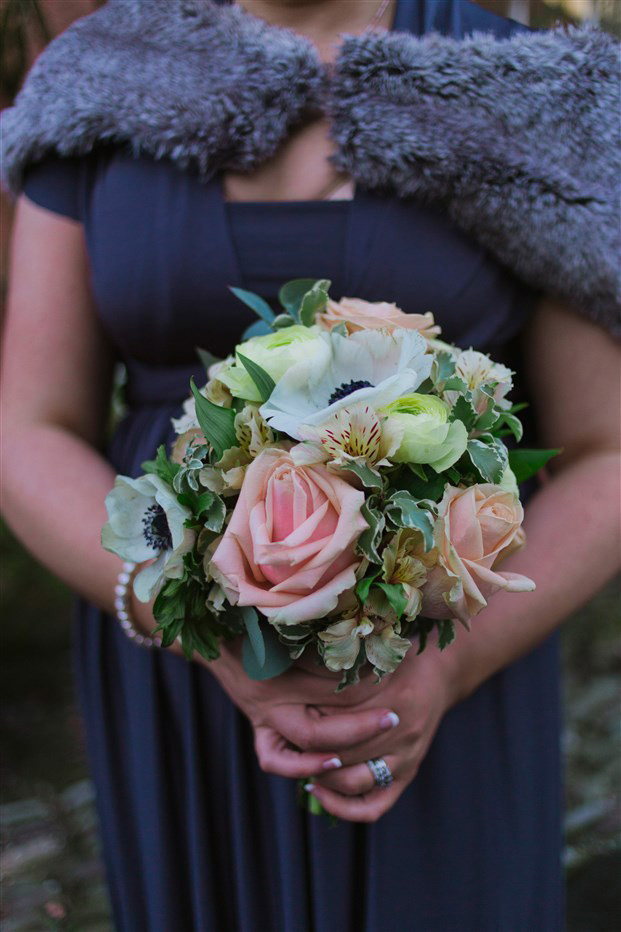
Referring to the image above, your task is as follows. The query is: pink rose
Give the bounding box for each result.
[210,448,368,625]
[318,297,440,338]
[422,484,535,625]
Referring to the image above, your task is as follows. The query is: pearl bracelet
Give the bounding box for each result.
[114,561,162,649]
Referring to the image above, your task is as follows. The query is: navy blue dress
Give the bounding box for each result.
[23,2,563,930]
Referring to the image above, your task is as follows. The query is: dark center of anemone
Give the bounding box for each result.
[142,504,173,552]
[328,379,373,405]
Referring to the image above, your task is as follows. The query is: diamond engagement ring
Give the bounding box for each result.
[366,757,394,789]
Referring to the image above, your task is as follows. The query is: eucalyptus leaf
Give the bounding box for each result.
[230,286,275,324]
[241,319,272,341]
[191,378,237,460]
[299,279,330,326]
[237,352,276,402]
[272,313,296,329]
[279,278,327,320]
[242,624,293,680]
[242,606,265,667]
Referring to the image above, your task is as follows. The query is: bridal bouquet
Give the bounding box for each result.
[103,279,556,688]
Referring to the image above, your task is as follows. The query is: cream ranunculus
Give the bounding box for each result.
[217,326,328,402]
[421,483,535,625]
[318,296,440,339]
[381,393,468,472]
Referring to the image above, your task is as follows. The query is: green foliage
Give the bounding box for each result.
[190,378,237,460]
[299,279,330,326]
[242,606,265,667]
[242,623,293,680]
[141,445,180,484]
[450,395,478,431]
[385,491,435,551]
[230,286,275,325]
[433,351,456,384]
[508,447,561,483]
[376,581,408,618]
[437,618,456,650]
[236,352,276,402]
[278,278,327,321]
[467,436,507,484]
[357,497,385,563]
[355,570,381,604]
[338,459,384,490]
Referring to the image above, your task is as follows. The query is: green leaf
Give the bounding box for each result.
[442,376,468,393]
[434,351,456,384]
[195,347,223,374]
[357,498,385,564]
[236,352,276,402]
[338,460,383,490]
[272,313,296,330]
[508,448,561,484]
[241,319,272,341]
[467,438,505,484]
[496,411,523,443]
[242,624,293,680]
[408,462,427,481]
[230,286,275,325]
[385,491,434,551]
[279,278,327,320]
[401,467,447,502]
[445,467,461,484]
[356,570,381,604]
[414,617,434,654]
[141,445,180,485]
[437,618,456,650]
[507,402,529,415]
[242,606,265,668]
[376,582,408,618]
[299,279,330,327]
[203,493,226,532]
[449,395,478,431]
[191,378,237,460]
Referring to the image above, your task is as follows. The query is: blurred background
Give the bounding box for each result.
[1,1,619,929]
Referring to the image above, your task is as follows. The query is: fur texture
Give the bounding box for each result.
[2,0,619,334]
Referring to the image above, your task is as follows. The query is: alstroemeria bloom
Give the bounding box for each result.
[299,403,402,468]
[319,590,411,675]
[318,297,440,339]
[210,448,368,625]
[260,328,432,440]
[381,393,468,472]
[102,474,195,602]
[217,325,327,402]
[421,483,535,625]
[445,349,514,415]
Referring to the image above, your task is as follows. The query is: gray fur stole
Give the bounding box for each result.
[1,0,619,335]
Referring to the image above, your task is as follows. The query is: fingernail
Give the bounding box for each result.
[322,757,342,771]
[380,711,400,730]
[304,783,315,793]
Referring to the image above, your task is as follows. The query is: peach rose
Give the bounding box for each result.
[210,447,368,625]
[422,484,535,625]
[318,297,440,339]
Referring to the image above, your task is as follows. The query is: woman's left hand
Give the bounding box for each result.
[304,639,465,822]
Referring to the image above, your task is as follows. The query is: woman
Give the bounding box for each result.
[1,0,619,929]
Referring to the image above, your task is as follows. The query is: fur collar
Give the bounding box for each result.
[2,0,619,334]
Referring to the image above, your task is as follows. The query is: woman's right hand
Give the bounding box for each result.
[132,596,399,778]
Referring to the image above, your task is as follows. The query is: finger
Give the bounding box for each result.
[254,727,344,779]
[268,704,400,753]
[305,781,404,823]
[313,756,399,796]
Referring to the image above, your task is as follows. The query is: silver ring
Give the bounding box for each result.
[366,757,393,789]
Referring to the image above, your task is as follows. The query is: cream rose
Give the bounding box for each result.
[210,447,368,625]
[422,484,535,625]
[318,297,440,339]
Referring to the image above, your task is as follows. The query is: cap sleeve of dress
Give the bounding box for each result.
[22,153,84,222]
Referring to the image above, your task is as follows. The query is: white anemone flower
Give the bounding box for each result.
[102,474,195,602]
[260,328,432,440]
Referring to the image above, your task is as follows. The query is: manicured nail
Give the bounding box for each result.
[304,783,315,793]
[322,757,342,771]
[380,711,400,730]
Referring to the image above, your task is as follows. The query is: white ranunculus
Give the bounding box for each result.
[102,474,195,601]
[217,326,328,402]
[260,328,432,439]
